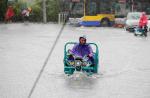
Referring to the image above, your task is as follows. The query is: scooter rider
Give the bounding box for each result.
[139,12,148,37]
[68,35,95,67]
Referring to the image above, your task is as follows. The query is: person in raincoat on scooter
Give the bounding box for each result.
[139,12,148,37]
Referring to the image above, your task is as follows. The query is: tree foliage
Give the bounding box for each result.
[30,0,60,22]
[0,0,61,22]
[0,0,8,21]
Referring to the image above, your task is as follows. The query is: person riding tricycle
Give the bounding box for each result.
[63,35,99,75]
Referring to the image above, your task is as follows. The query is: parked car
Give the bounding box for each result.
[68,17,82,26]
[114,15,126,28]
[125,12,150,32]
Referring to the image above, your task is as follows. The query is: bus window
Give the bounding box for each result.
[86,2,97,16]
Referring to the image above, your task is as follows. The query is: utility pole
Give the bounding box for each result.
[131,0,134,12]
[84,0,86,16]
[43,0,47,23]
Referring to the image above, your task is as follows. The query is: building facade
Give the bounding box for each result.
[112,0,150,15]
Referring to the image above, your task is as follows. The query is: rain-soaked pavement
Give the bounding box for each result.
[0,23,150,98]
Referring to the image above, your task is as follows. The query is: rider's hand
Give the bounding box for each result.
[67,49,73,55]
[87,54,93,57]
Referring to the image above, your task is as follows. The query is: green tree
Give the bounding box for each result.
[46,0,60,22]
[0,0,8,21]
[30,0,60,22]
[30,0,43,22]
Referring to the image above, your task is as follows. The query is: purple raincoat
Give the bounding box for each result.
[71,43,93,58]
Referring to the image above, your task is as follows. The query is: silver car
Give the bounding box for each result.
[68,18,82,26]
